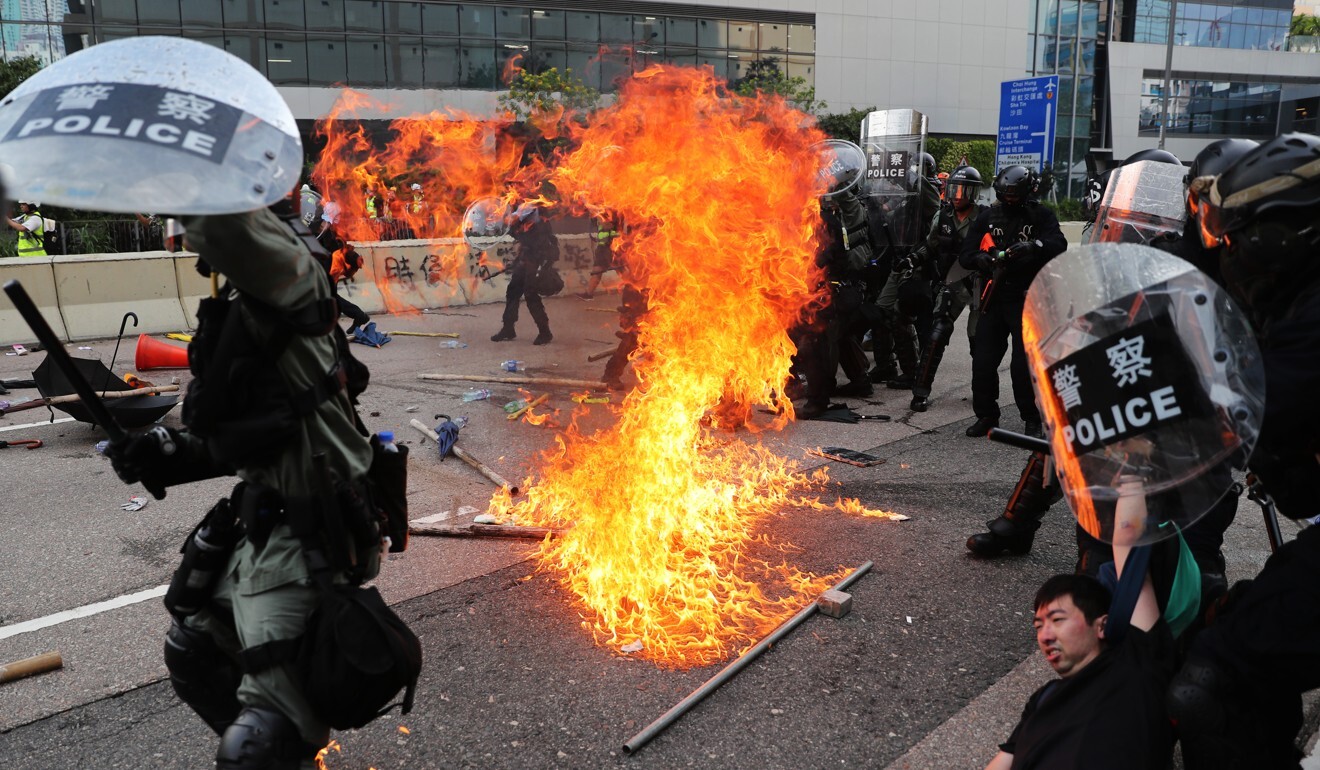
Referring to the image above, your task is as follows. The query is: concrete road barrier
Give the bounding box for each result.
[53,253,189,341]
[0,256,67,345]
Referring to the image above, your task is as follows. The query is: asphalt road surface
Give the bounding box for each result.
[0,292,1304,769]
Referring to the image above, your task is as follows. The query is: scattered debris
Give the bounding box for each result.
[810,447,886,467]
[621,641,644,653]
[409,523,561,540]
[473,512,498,524]
[817,589,853,618]
[11,344,28,356]
[121,496,148,512]
[0,438,42,450]
[405,406,419,413]
[0,651,62,685]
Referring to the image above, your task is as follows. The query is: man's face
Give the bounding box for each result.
[18,202,31,215]
[1033,595,1105,678]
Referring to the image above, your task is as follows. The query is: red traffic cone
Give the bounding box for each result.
[134,334,189,370]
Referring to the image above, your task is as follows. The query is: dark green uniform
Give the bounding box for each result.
[182,208,375,751]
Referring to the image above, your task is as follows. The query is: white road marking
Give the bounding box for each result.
[0,585,167,642]
[0,417,75,433]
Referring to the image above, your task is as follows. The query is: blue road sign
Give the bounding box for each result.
[996,76,1058,175]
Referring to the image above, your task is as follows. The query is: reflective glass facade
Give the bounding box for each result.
[1026,0,1107,197]
[0,2,814,93]
[1123,0,1291,51]
[1139,77,1282,135]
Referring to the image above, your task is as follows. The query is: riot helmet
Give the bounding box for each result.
[0,37,301,215]
[1197,133,1320,312]
[917,152,937,180]
[946,165,983,210]
[1185,138,1258,249]
[994,165,1037,208]
[1122,148,1182,167]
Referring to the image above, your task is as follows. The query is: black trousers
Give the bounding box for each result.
[336,294,369,327]
[971,299,1039,422]
[501,260,550,333]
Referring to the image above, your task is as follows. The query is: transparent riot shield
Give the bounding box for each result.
[859,109,928,252]
[1085,160,1188,246]
[813,139,867,199]
[1023,243,1265,545]
[0,37,302,215]
[461,197,512,252]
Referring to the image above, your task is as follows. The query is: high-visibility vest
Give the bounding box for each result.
[16,211,46,257]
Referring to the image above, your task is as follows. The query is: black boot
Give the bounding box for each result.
[533,329,553,345]
[967,451,1055,557]
[491,327,516,342]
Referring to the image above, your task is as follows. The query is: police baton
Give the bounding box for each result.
[2,280,127,443]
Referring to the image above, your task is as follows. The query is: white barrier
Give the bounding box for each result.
[0,256,67,345]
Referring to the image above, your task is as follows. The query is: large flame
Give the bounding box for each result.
[490,66,868,666]
[311,90,541,310]
[316,66,902,667]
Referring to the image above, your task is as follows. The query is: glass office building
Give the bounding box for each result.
[1,1,814,93]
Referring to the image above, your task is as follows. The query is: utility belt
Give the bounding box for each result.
[162,439,409,619]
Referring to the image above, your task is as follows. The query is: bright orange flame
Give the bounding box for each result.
[314,740,341,770]
[311,90,541,311]
[487,65,870,666]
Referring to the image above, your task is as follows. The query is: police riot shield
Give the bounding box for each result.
[0,37,302,215]
[813,139,867,199]
[859,109,928,251]
[1023,243,1265,545]
[1085,160,1187,245]
[461,197,512,252]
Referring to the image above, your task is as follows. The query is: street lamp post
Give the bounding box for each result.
[1157,0,1178,149]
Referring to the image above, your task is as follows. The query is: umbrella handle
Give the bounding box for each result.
[105,312,139,393]
[3,280,127,443]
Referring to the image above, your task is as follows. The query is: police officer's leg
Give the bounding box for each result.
[961,279,979,357]
[334,294,369,331]
[966,450,1060,556]
[796,319,835,417]
[493,265,525,341]
[1005,302,1040,426]
[969,303,1009,430]
[911,288,966,410]
[164,615,243,736]
[868,279,898,382]
[525,287,552,345]
[216,579,327,769]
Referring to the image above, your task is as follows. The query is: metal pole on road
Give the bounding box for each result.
[622,561,874,755]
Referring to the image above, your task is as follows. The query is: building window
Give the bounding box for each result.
[1139,77,1282,136]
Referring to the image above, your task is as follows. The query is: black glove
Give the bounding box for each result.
[1005,240,1041,260]
[106,427,223,500]
[972,251,996,272]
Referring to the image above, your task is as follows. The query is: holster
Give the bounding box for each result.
[163,493,241,618]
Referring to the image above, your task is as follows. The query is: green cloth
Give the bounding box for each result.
[181,208,377,746]
[1163,528,1202,639]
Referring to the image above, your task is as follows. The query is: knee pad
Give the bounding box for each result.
[1167,656,1230,736]
[216,707,318,770]
[163,621,242,736]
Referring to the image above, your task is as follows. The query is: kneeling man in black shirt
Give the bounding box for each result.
[985,568,1175,770]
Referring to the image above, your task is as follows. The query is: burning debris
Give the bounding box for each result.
[319,64,903,667]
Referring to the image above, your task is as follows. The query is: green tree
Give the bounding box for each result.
[815,107,874,141]
[0,55,42,100]
[925,137,955,168]
[938,139,996,177]
[498,67,601,122]
[1290,14,1320,37]
[730,60,826,115]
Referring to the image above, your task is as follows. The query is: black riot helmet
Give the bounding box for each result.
[946,165,983,209]
[917,152,937,179]
[1197,133,1320,312]
[1122,148,1182,167]
[993,165,1037,208]
[1185,138,1259,247]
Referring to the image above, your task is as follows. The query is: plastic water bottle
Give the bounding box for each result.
[503,398,529,413]
[500,360,525,372]
[462,388,493,402]
[438,340,468,349]
[451,416,469,429]
[379,430,399,453]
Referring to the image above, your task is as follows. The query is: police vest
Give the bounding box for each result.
[16,211,46,257]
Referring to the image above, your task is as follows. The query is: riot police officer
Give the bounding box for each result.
[1168,133,1320,769]
[958,165,1067,438]
[491,201,559,345]
[909,165,986,412]
[0,37,413,768]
